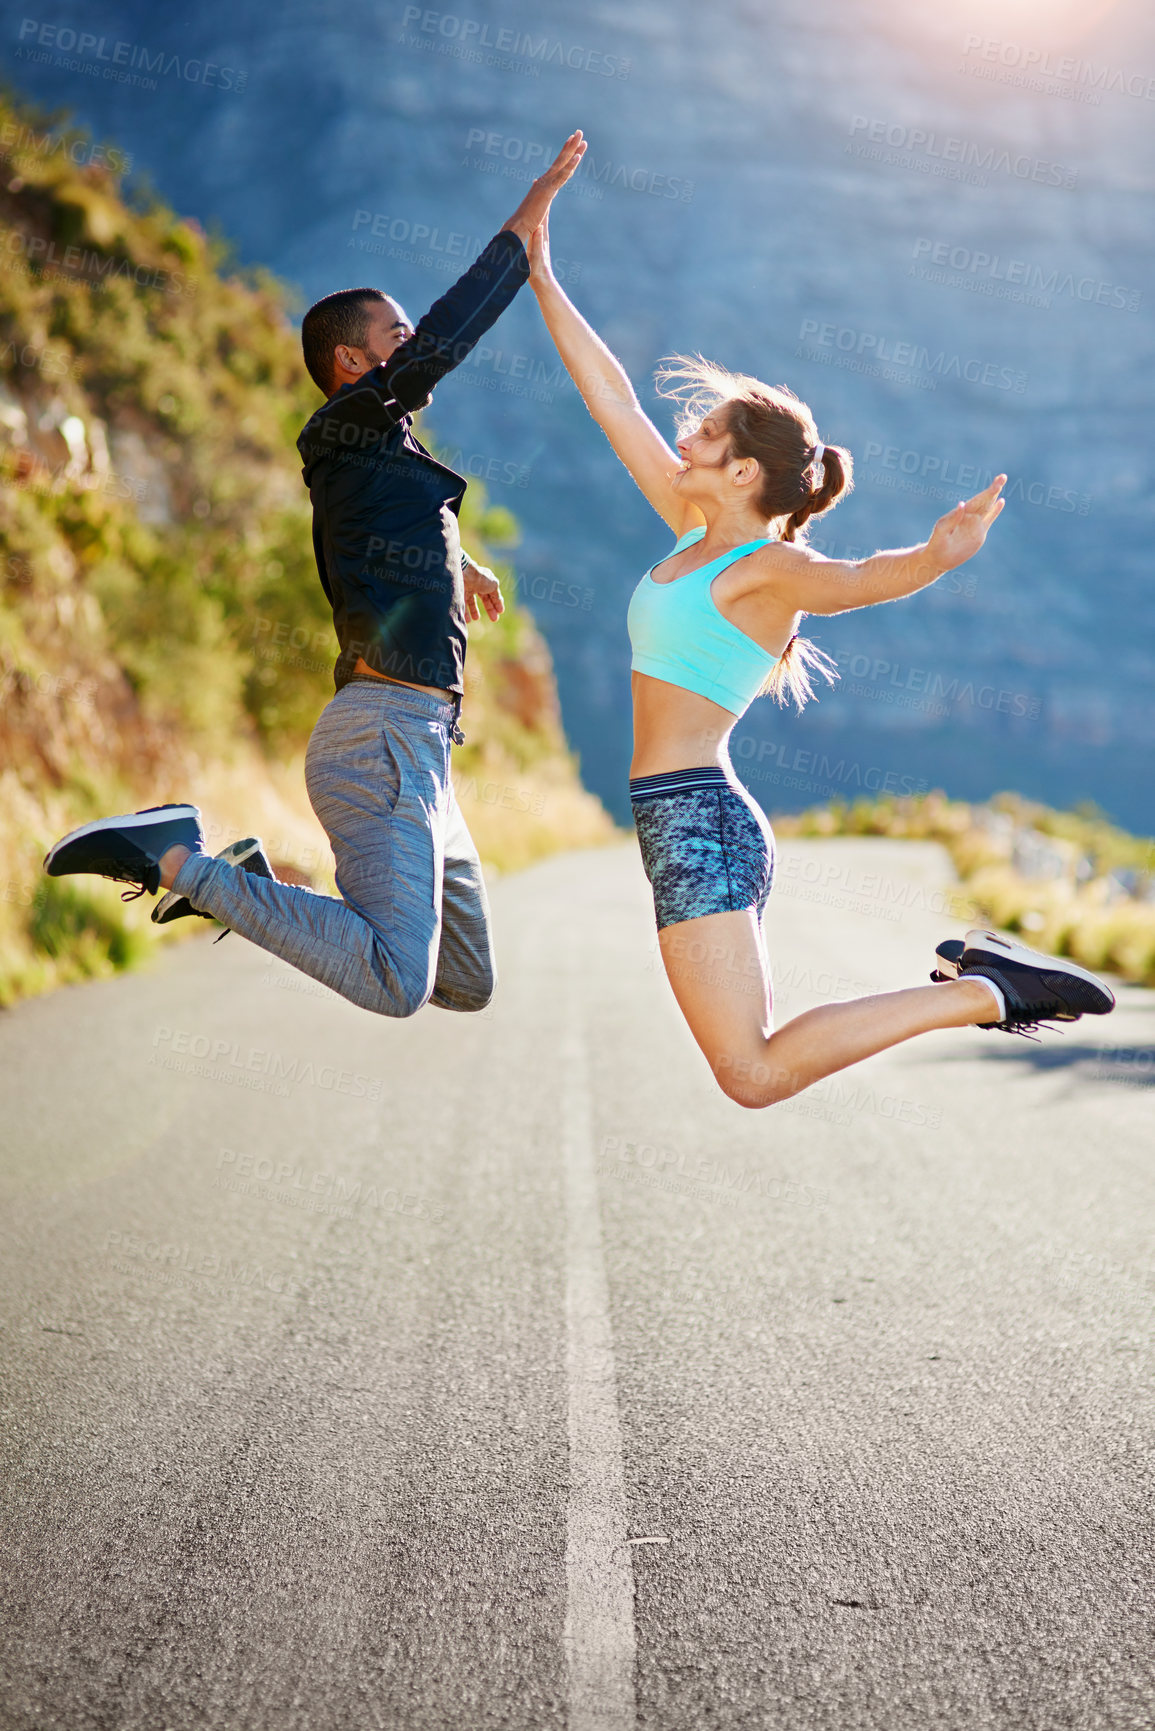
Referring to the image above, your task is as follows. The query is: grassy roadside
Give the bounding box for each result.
[773,790,1155,986]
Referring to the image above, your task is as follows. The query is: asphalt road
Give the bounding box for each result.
[2,837,1153,1731]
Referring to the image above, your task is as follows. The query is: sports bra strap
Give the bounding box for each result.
[670,526,706,553]
[665,527,771,573]
[706,536,772,573]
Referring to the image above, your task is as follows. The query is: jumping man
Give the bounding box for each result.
[44,133,588,1019]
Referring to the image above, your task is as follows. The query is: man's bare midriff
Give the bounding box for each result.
[352,656,453,701]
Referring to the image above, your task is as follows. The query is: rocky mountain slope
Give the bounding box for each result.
[6,0,1153,831]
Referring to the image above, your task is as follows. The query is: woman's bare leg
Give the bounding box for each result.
[658,908,1000,1109]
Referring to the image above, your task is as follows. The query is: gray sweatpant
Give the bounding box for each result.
[171,680,495,1017]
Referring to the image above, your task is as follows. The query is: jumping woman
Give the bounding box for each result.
[527,214,1115,1108]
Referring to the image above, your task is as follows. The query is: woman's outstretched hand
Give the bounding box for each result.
[527,213,555,286]
[503,130,587,245]
[926,475,1007,571]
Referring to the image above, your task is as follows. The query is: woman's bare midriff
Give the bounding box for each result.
[629,671,737,777]
[352,656,452,700]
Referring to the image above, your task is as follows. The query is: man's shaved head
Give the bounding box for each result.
[301,287,410,394]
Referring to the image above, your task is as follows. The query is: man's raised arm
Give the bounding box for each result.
[383,130,587,414]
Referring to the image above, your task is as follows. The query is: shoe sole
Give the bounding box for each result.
[44,805,202,875]
[931,937,966,982]
[152,836,272,925]
[962,927,1115,1016]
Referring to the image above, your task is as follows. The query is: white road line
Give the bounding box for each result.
[562,991,637,1731]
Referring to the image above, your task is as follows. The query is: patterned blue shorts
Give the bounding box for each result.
[630,766,775,931]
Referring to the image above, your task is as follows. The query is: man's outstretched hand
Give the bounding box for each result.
[503,131,586,246]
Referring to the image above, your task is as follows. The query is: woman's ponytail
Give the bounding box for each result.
[760,632,839,711]
[782,442,853,541]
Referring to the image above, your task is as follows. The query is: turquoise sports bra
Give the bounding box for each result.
[626,526,779,717]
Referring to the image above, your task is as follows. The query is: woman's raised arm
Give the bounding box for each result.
[528,216,700,535]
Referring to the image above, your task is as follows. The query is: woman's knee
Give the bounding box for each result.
[712,1051,802,1109]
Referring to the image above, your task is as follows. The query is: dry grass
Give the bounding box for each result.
[773,791,1155,987]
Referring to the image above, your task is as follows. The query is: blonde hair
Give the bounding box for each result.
[656,354,854,710]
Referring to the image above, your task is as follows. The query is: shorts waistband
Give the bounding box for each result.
[341,675,457,724]
[629,766,731,803]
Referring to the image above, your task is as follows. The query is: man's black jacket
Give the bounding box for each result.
[297,229,530,695]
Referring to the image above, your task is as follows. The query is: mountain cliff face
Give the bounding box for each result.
[5,0,1154,832]
[0,92,612,1003]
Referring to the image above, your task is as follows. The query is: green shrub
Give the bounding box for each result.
[26,876,150,979]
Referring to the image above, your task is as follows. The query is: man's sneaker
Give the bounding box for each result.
[152,836,276,926]
[929,937,965,983]
[955,927,1115,1034]
[43,804,203,901]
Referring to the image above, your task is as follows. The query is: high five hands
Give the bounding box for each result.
[527,211,554,284]
[927,475,1007,571]
[502,131,587,246]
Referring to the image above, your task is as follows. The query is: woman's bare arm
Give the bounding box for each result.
[528,216,701,535]
[757,477,1007,615]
